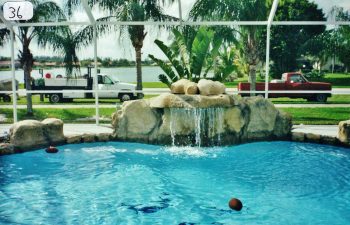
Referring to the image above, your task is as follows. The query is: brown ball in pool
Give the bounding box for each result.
[45,146,59,153]
[229,198,243,211]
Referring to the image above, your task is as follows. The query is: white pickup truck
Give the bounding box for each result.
[32,73,140,103]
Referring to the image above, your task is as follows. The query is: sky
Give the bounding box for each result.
[0,0,349,61]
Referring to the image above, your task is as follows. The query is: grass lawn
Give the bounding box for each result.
[0,94,158,105]
[279,107,350,125]
[318,73,350,88]
[1,108,116,124]
[270,94,350,104]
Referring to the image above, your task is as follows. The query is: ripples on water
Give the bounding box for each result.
[0,141,350,224]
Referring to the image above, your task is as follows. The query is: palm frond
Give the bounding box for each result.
[190,27,214,77]
[149,54,179,86]
[154,39,185,78]
[31,1,66,22]
[73,16,114,47]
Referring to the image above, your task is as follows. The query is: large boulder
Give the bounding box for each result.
[338,120,350,144]
[10,120,47,150]
[244,96,278,140]
[113,100,160,140]
[42,118,65,144]
[10,118,65,151]
[184,81,199,95]
[112,94,292,146]
[171,79,192,94]
[198,79,226,96]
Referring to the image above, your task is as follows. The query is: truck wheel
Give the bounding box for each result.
[315,94,327,103]
[119,93,132,102]
[49,94,62,103]
[137,93,144,99]
[2,95,11,102]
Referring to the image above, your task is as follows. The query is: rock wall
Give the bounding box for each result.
[112,93,292,146]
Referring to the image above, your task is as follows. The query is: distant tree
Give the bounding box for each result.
[332,7,350,72]
[270,0,326,77]
[303,30,342,73]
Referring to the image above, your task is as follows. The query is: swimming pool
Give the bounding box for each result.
[1,141,350,224]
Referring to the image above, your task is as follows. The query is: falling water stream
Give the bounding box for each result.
[169,108,224,147]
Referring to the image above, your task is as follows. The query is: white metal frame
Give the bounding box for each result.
[1,0,349,125]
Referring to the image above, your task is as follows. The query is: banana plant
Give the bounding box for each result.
[149,27,231,87]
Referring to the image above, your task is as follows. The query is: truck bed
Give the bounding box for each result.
[44,78,87,87]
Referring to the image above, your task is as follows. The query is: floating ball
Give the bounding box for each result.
[229,198,243,211]
[45,146,58,153]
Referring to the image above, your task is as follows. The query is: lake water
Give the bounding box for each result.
[0,66,165,83]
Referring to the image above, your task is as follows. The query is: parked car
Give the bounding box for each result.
[238,72,332,102]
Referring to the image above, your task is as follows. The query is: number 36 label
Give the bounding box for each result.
[3,1,33,21]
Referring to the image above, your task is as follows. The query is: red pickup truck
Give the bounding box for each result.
[238,72,332,102]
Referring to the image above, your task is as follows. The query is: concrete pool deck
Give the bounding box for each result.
[0,123,114,137]
[0,123,338,138]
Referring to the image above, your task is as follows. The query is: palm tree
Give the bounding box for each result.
[37,27,81,77]
[12,0,66,115]
[190,0,268,96]
[0,25,9,47]
[67,0,177,96]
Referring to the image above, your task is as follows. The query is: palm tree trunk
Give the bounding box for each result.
[23,43,33,116]
[248,64,256,96]
[135,46,143,98]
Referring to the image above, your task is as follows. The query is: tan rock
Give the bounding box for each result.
[184,81,199,95]
[149,93,193,108]
[197,79,226,96]
[42,118,65,144]
[321,135,338,145]
[10,120,47,150]
[112,95,292,146]
[96,133,111,142]
[305,133,321,143]
[338,120,350,144]
[0,143,15,155]
[224,107,246,133]
[170,79,191,94]
[82,134,96,143]
[158,108,197,137]
[291,132,305,142]
[245,97,278,138]
[273,111,292,138]
[149,93,237,108]
[113,100,159,140]
[66,134,82,144]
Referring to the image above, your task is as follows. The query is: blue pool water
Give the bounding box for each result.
[1,141,350,225]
